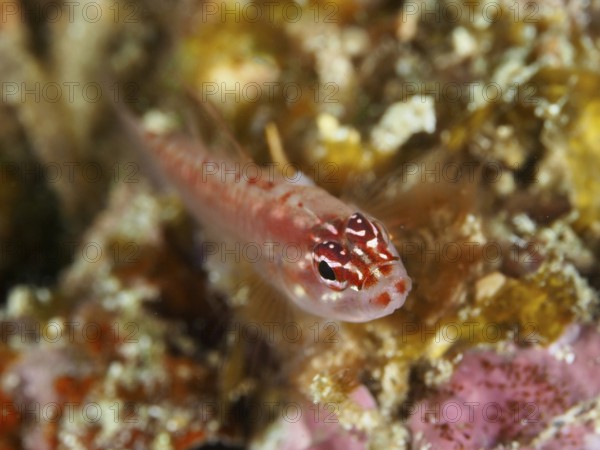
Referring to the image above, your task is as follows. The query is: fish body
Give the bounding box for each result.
[140,125,411,322]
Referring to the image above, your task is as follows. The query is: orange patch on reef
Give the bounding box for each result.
[174,430,207,450]
[54,375,96,405]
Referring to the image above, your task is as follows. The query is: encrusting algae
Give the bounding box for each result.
[0,0,600,449]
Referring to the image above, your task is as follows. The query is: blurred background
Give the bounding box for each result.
[1,0,600,449]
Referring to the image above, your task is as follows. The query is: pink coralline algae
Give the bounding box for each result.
[270,385,376,450]
[277,412,367,450]
[408,325,600,449]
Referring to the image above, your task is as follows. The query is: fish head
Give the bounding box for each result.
[307,212,411,322]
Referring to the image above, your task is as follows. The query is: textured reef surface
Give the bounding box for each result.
[1,0,600,449]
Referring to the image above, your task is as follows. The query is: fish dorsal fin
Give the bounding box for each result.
[114,103,176,192]
[182,88,253,164]
[342,149,481,240]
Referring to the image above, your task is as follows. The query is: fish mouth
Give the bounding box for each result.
[366,276,411,311]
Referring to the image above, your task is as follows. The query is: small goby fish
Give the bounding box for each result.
[135,117,411,322]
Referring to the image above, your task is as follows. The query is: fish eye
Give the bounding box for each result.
[318,260,336,281]
[312,241,350,291]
